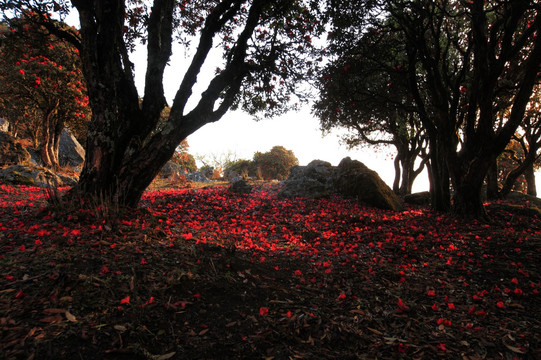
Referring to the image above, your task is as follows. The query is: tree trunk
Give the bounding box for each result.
[452,178,487,219]
[69,0,262,208]
[500,149,539,198]
[399,154,412,195]
[40,109,54,168]
[428,139,451,212]
[449,155,491,220]
[485,159,499,200]
[392,155,401,194]
[525,163,537,196]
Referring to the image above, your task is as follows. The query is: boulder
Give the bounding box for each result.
[403,191,431,205]
[279,157,402,211]
[58,128,85,168]
[0,132,31,166]
[229,178,253,194]
[224,168,242,182]
[278,160,334,199]
[0,118,9,133]
[0,164,78,187]
[333,157,402,211]
[160,161,186,179]
[187,167,214,183]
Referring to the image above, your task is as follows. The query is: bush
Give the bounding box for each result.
[223,146,298,181]
[225,159,253,179]
[252,146,298,180]
[171,150,197,173]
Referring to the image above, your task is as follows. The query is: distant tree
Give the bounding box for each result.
[314,26,428,195]
[0,14,89,168]
[170,139,197,173]
[0,0,324,207]
[225,158,253,178]
[252,145,298,180]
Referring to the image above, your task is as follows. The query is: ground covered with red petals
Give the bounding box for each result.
[0,183,540,359]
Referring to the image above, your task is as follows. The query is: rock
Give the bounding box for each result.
[0,132,31,166]
[403,191,431,205]
[27,148,42,166]
[160,161,186,179]
[59,128,85,168]
[278,160,335,199]
[187,168,213,183]
[333,157,402,211]
[0,164,77,187]
[229,179,253,194]
[279,157,402,211]
[223,168,241,182]
[0,118,9,133]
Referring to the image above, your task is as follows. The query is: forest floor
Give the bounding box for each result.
[0,180,540,360]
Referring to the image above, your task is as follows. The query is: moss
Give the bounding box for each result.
[8,171,35,186]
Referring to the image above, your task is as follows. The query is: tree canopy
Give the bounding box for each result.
[320,0,541,218]
[0,13,89,168]
[0,0,325,207]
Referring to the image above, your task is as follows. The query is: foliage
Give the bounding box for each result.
[325,0,541,217]
[170,139,197,173]
[0,0,327,207]
[225,158,253,178]
[0,13,90,167]
[252,145,298,180]
[314,18,428,194]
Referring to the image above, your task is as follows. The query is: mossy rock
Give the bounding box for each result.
[6,171,35,186]
[0,165,62,187]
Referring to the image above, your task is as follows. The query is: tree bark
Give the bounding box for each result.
[485,158,499,200]
[392,155,401,194]
[428,139,451,212]
[500,149,539,198]
[69,0,263,207]
[448,152,492,220]
[525,163,537,196]
[39,107,57,168]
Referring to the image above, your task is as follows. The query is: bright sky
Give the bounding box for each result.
[129,43,432,192]
[62,10,428,192]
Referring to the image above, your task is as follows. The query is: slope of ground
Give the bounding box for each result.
[0,183,540,359]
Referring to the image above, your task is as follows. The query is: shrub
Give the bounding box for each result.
[225,159,253,179]
[252,146,298,180]
[170,140,197,173]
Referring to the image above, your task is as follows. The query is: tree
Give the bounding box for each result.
[252,145,298,180]
[394,0,541,218]
[1,0,324,207]
[314,25,428,195]
[0,14,90,168]
[170,139,197,173]
[498,87,541,197]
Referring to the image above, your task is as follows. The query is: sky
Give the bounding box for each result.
[62,10,430,192]
[129,43,432,192]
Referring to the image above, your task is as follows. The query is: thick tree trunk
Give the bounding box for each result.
[449,155,491,220]
[40,125,52,168]
[428,139,451,212]
[69,0,261,208]
[452,179,487,219]
[40,109,55,168]
[399,154,412,195]
[525,163,537,196]
[485,159,499,200]
[500,150,539,198]
[392,155,401,194]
